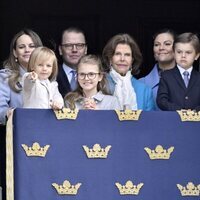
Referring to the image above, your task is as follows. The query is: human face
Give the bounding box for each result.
[59,31,87,68]
[78,63,102,96]
[153,33,174,65]
[13,34,36,68]
[174,42,200,70]
[110,44,133,76]
[33,58,54,80]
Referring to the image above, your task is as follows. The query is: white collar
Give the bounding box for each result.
[177,65,193,75]
[62,63,75,76]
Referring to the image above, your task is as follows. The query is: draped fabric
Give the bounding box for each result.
[9,109,200,200]
[109,69,137,110]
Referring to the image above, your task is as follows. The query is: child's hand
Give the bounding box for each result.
[51,101,63,110]
[28,71,38,80]
[6,108,14,118]
[83,98,97,110]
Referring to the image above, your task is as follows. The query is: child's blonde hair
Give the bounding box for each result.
[28,47,58,81]
[64,54,109,109]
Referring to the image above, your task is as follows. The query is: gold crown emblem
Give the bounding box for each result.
[83,143,111,158]
[54,108,79,120]
[177,182,200,196]
[52,180,82,195]
[115,180,144,195]
[177,110,200,121]
[144,145,174,160]
[115,110,142,121]
[21,142,50,157]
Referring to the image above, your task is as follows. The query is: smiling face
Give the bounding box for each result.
[33,57,54,80]
[59,31,87,68]
[153,33,175,68]
[174,42,200,70]
[13,34,36,68]
[110,44,133,76]
[77,63,103,97]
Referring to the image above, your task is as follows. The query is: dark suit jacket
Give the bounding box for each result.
[57,65,71,98]
[157,66,200,111]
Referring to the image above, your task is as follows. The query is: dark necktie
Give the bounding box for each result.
[70,70,77,90]
[183,71,189,87]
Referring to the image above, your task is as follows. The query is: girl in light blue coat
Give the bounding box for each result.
[64,54,120,110]
[102,33,155,111]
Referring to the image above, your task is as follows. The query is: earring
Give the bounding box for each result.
[15,58,18,62]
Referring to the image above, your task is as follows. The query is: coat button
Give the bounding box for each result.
[185,96,188,100]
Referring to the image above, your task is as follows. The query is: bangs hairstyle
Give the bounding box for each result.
[173,32,200,53]
[77,54,108,94]
[28,47,58,81]
[102,33,142,75]
[64,54,110,109]
[78,54,103,72]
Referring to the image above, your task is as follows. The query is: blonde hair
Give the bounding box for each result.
[64,54,109,109]
[28,47,58,81]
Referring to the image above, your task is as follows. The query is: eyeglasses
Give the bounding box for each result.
[61,43,86,50]
[77,72,100,80]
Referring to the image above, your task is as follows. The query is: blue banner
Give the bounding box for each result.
[12,109,200,200]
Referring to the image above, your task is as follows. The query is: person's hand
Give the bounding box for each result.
[51,101,63,110]
[83,98,97,110]
[6,108,14,118]
[28,71,38,81]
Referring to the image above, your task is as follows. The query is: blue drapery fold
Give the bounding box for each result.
[12,109,200,200]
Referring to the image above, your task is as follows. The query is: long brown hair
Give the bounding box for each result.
[64,54,109,109]
[3,29,43,92]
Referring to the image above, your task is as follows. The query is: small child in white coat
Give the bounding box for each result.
[22,47,64,109]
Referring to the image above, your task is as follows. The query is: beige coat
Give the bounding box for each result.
[22,73,63,108]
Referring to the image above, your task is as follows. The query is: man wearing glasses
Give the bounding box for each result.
[57,27,87,97]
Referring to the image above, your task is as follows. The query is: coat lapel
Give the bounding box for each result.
[187,69,198,90]
[173,67,186,90]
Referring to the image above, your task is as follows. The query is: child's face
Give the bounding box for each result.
[174,42,200,70]
[33,58,54,80]
[77,63,103,95]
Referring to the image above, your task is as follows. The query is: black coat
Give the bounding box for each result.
[157,66,200,111]
[57,65,71,98]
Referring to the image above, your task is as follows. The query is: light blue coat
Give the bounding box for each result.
[107,74,155,111]
[139,64,160,110]
[0,68,25,124]
[71,91,121,110]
